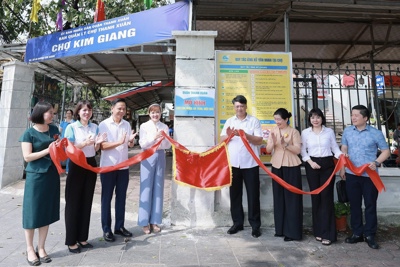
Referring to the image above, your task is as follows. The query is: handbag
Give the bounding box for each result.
[336,180,349,203]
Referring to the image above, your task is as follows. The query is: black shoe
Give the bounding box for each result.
[68,245,81,254]
[227,224,244,234]
[35,247,51,263]
[284,236,294,242]
[114,227,133,237]
[365,236,379,249]
[78,241,93,249]
[26,251,41,266]
[274,233,284,237]
[103,232,115,242]
[251,228,261,238]
[345,234,364,244]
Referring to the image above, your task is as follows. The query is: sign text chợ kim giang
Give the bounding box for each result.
[24,1,190,63]
[53,23,136,52]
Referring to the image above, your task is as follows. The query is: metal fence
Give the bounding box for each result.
[292,62,400,167]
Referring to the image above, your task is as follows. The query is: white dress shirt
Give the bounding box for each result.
[139,120,171,150]
[98,117,132,168]
[220,114,262,169]
[301,126,342,161]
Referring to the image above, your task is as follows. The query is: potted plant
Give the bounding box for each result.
[334,201,350,232]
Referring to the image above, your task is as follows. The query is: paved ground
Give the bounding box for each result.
[1,148,400,266]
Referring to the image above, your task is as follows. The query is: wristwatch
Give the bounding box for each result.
[374,160,381,167]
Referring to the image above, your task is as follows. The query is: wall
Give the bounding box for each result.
[171,31,220,227]
[0,61,35,188]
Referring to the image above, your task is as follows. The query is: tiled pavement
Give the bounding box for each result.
[1,148,400,267]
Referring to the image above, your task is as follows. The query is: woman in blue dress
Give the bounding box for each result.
[19,102,60,265]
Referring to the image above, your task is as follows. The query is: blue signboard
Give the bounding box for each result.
[25,1,189,63]
[175,88,215,117]
[375,75,385,96]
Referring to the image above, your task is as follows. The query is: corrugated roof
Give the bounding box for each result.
[1,0,399,94]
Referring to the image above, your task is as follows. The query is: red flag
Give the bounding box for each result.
[94,0,105,23]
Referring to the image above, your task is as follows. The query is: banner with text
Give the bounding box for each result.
[175,88,215,117]
[25,1,190,63]
[215,51,294,162]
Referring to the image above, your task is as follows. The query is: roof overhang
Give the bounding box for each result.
[103,81,174,110]
[1,0,400,87]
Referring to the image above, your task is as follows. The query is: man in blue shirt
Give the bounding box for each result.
[340,105,390,249]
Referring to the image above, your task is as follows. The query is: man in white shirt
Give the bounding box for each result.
[98,99,136,242]
[220,95,263,238]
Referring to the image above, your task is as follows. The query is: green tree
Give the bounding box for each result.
[0,0,170,44]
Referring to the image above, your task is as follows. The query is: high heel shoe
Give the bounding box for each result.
[36,246,52,263]
[26,251,41,266]
[68,245,81,254]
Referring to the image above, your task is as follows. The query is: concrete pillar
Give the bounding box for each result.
[171,31,226,227]
[0,61,35,188]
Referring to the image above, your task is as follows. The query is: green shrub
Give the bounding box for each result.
[334,201,350,218]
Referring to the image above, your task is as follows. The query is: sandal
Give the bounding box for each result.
[151,224,161,233]
[142,226,151,235]
[315,237,322,242]
[322,239,332,246]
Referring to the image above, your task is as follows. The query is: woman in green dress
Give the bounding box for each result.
[19,102,60,266]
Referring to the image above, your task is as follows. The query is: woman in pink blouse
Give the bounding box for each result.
[266,108,303,241]
[301,108,342,246]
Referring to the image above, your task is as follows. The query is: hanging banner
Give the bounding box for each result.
[25,1,190,63]
[215,51,294,162]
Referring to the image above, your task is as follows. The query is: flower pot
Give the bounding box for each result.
[336,216,347,232]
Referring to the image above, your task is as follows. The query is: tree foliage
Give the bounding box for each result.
[1,0,171,115]
[0,0,170,44]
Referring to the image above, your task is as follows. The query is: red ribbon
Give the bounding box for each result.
[237,130,385,194]
[49,130,385,194]
[49,137,163,174]
[162,132,234,190]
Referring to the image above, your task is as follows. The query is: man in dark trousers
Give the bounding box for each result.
[220,95,263,238]
[98,99,137,242]
[340,105,390,249]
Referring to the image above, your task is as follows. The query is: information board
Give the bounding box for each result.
[215,51,294,162]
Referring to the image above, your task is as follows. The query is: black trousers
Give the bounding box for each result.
[272,165,303,240]
[65,157,97,246]
[305,156,337,242]
[229,166,261,229]
[346,173,378,237]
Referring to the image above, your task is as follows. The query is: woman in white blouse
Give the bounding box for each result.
[138,103,171,234]
[64,100,106,253]
[301,108,342,246]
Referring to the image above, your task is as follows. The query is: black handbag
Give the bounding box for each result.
[336,180,349,203]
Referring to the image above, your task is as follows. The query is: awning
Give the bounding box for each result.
[103,81,174,110]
